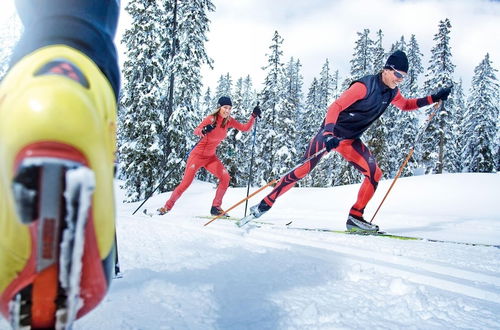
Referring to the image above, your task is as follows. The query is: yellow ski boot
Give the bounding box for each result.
[0,45,117,329]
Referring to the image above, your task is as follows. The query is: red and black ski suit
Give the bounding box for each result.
[164,114,256,210]
[261,73,434,218]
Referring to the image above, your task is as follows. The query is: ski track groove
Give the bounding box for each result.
[199,217,500,304]
[146,215,500,305]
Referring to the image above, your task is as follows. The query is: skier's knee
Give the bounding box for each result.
[219,170,230,186]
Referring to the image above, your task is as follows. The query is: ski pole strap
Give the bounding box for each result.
[204,178,277,226]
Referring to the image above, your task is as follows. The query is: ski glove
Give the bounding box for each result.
[202,123,215,135]
[252,105,261,118]
[324,135,340,152]
[322,123,340,152]
[431,87,452,102]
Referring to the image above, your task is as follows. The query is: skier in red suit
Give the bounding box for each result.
[247,50,451,232]
[158,97,261,216]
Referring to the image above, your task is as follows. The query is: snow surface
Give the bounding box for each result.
[1,173,499,329]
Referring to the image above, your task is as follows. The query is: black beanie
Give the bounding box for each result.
[217,96,232,107]
[384,50,409,72]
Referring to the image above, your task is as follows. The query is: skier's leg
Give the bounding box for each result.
[0,1,119,328]
[164,155,203,210]
[336,139,383,218]
[205,156,231,209]
[256,130,327,214]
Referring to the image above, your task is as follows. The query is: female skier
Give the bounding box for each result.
[158,96,261,216]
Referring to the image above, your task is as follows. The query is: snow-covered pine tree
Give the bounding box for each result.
[163,0,215,190]
[255,31,286,184]
[372,30,386,72]
[342,28,374,89]
[309,59,337,187]
[397,34,424,177]
[337,29,375,185]
[232,76,258,187]
[120,0,214,200]
[119,1,170,201]
[298,77,321,187]
[275,57,302,175]
[449,79,466,172]
[420,18,456,174]
[383,34,424,178]
[364,31,390,179]
[462,53,499,173]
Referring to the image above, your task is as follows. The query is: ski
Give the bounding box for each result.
[195,215,239,221]
[284,226,500,248]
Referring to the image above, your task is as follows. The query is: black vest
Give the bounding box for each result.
[333,73,398,139]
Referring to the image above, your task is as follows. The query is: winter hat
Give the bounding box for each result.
[217,96,232,107]
[384,50,409,72]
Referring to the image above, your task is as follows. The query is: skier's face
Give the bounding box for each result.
[219,105,232,118]
[382,68,406,89]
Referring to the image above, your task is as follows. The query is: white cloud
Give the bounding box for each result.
[201,0,500,94]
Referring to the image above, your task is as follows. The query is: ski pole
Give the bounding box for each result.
[244,109,259,216]
[204,147,328,226]
[132,138,202,215]
[370,100,444,223]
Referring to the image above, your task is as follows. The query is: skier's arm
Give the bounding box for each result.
[194,116,216,136]
[228,115,256,132]
[391,90,433,111]
[325,82,367,125]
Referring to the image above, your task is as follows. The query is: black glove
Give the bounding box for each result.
[252,105,261,118]
[201,123,215,135]
[431,87,452,102]
[324,135,340,152]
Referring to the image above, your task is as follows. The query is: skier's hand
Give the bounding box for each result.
[431,87,452,102]
[324,134,340,152]
[201,123,215,135]
[252,105,261,118]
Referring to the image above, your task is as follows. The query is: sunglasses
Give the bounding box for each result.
[388,65,407,79]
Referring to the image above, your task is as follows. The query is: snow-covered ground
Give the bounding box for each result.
[1,173,499,329]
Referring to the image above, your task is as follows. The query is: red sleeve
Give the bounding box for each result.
[391,90,434,111]
[194,115,215,136]
[228,115,255,132]
[325,82,367,125]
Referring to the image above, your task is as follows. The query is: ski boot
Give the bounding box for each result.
[346,215,379,233]
[236,201,271,227]
[210,206,230,218]
[0,45,117,329]
[157,207,169,216]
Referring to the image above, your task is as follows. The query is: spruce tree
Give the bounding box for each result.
[232,76,257,187]
[420,18,456,174]
[119,0,214,200]
[163,0,215,190]
[462,54,499,172]
[119,1,170,201]
[276,57,302,174]
[310,59,337,187]
[255,31,286,184]
[387,34,423,178]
